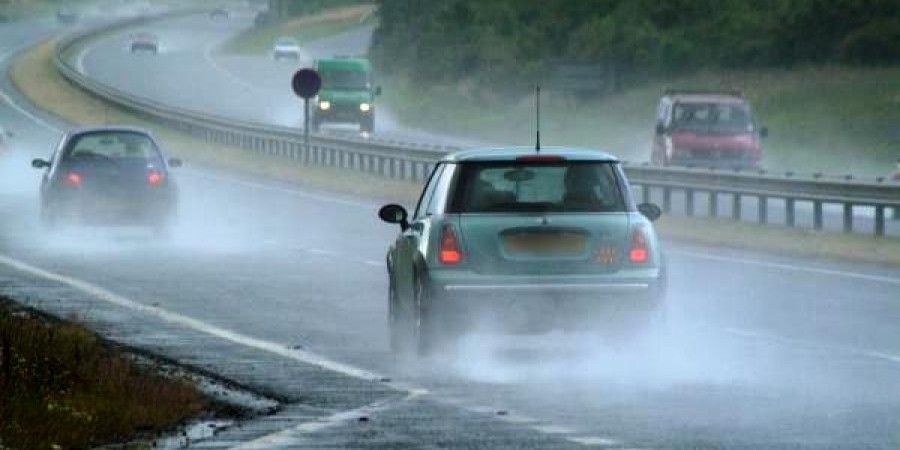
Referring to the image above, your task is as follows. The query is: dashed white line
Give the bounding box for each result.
[673,250,900,285]
[187,169,376,208]
[230,391,424,450]
[566,436,623,446]
[724,327,900,365]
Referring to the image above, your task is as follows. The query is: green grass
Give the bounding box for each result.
[222,4,376,55]
[0,299,207,449]
[382,66,900,177]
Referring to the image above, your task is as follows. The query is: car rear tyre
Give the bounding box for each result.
[390,273,438,360]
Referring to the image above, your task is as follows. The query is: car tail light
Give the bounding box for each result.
[65,172,82,186]
[147,171,163,186]
[628,225,650,264]
[438,224,462,265]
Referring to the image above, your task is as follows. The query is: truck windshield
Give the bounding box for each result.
[320,70,369,90]
[449,162,627,213]
[671,102,753,133]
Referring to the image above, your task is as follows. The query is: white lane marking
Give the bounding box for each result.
[530,424,578,434]
[0,37,64,133]
[230,391,424,450]
[724,327,900,365]
[187,169,376,208]
[672,250,900,285]
[566,436,623,446]
[0,253,393,383]
[202,39,273,96]
[0,88,63,133]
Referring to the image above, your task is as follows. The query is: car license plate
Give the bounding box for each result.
[504,232,585,254]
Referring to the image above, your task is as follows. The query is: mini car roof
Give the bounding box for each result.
[441,146,619,163]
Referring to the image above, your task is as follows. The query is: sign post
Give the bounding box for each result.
[291,69,322,149]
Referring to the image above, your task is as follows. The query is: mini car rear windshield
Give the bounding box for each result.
[449,161,628,213]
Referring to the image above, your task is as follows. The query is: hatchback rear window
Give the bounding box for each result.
[65,131,162,164]
[449,162,627,213]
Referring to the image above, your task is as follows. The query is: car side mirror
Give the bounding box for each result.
[374,85,382,96]
[31,159,50,169]
[637,203,662,222]
[655,123,666,135]
[378,203,408,230]
[759,126,769,139]
[168,157,183,168]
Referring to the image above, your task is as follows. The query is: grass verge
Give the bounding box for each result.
[0,298,206,449]
[383,65,900,177]
[221,4,376,55]
[10,39,900,266]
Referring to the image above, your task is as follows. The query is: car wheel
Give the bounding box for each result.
[391,272,438,360]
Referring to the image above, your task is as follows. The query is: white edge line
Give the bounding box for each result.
[0,253,393,383]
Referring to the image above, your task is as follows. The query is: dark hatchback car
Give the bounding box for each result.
[379,147,666,357]
[32,127,181,231]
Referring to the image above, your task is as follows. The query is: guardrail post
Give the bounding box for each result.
[662,187,672,213]
[875,206,885,236]
[785,198,795,227]
[709,191,718,217]
[399,160,407,180]
[813,201,823,230]
[843,204,853,233]
[641,185,650,205]
[685,189,695,216]
[758,196,768,224]
[732,194,741,220]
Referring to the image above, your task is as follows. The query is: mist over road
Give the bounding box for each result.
[1,11,899,450]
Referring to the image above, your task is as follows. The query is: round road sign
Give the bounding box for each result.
[292,69,322,99]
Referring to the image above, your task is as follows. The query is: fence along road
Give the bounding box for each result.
[54,11,900,237]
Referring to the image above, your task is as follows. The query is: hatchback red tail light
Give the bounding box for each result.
[628,225,650,264]
[438,224,462,265]
[147,170,163,186]
[65,171,82,186]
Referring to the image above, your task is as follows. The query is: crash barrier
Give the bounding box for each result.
[54,12,900,236]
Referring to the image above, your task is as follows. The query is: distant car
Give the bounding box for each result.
[379,147,666,357]
[210,8,230,20]
[0,127,12,153]
[31,126,181,232]
[272,37,301,61]
[130,32,159,54]
[651,90,767,169]
[56,6,78,24]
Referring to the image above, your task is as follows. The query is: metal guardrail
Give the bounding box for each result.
[52,12,900,236]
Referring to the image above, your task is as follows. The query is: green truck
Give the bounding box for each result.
[312,57,381,133]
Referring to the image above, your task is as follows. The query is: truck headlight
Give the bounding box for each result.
[318,100,331,111]
[359,102,371,112]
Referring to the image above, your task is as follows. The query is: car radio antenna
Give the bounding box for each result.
[535,85,541,153]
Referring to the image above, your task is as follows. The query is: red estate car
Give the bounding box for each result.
[651,90,768,169]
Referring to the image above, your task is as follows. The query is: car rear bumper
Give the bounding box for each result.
[425,271,665,333]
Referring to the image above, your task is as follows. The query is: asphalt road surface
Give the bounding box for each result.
[2,12,900,450]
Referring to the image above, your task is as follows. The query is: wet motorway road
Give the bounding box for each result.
[3,13,900,450]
